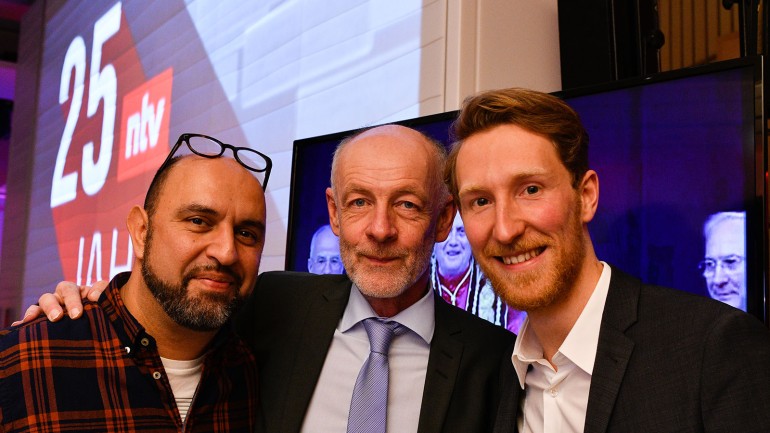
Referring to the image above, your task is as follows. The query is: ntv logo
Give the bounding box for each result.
[117,68,173,182]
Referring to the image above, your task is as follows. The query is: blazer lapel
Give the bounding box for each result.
[280,279,351,432]
[492,345,520,433]
[584,266,639,433]
[416,296,464,433]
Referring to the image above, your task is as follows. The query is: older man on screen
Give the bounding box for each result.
[700,211,747,310]
[307,224,344,275]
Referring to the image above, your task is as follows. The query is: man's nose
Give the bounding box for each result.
[712,264,730,284]
[492,200,525,244]
[367,205,397,242]
[206,226,238,266]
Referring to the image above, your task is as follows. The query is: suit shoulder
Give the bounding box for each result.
[608,265,756,327]
[639,282,750,321]
[612,274,768,341]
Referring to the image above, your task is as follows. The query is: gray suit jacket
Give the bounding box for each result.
[237,271,515,433]
[493,265,770,433]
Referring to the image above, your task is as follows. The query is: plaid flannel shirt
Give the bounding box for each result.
[0,272,258,432]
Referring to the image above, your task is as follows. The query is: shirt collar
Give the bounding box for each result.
[339,283,435,344]
[511,262,612,388]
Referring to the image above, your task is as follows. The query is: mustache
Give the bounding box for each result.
[483,238,549,258]
[183,263,242,288]
[353,245,410,260]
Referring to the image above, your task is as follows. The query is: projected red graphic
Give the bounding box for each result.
[51,2,172,285]
[117,69,173,182]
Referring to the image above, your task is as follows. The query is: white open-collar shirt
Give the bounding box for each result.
[512,262,612,433]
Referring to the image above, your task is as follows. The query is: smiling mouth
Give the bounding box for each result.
[500,247,545,265]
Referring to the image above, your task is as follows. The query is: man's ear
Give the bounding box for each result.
[126,206,150,260]
[579,170,599,223]
[434,196,457,243]
[326,187,341,236]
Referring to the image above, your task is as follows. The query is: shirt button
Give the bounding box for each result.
[152,371,162,380]
[141,338,150,347]
[549,387,558,397]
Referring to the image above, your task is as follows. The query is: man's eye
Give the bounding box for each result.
[473,198,490,207]
[190,217,205,225]
[525,185,540,195]
[238,230,259,245]
[353,198,366,207]
[402,201,416,209]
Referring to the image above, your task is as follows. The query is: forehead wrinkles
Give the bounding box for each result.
[336,153,433,194]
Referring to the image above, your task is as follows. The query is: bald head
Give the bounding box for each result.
[330,125,448,206]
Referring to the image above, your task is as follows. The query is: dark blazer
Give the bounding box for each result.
[237,271,516,433]
[493,266,770,433]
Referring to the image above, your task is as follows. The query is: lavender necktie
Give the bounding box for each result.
[346,318,405,433]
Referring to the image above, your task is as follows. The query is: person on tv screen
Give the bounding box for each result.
[307,224,344,274]
[1,138,267,431]
[445,87,770,432]
[25,125,515,433]
[433,212,474,306]
[699,211,746,310]
[432,211,526,333]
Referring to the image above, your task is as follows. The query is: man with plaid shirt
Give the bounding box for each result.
[0,152,266,432]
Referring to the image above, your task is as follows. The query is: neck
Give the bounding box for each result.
[526,257,604,366]
[121,271,218,360]
[364,271,431,318]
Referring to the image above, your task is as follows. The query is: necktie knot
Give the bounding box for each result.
[362,318,403,355]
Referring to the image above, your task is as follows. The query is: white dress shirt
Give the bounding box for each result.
[512,262,612,433]
[300,284,434,433]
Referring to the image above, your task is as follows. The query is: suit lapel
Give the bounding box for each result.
[584,266,639,433]
[492,345,520,433]
[280,279,351,432]
[416,296,464,433]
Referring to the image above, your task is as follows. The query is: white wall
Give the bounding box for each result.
[444,0,561,110]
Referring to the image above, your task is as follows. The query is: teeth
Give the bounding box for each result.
[502,248,542,265]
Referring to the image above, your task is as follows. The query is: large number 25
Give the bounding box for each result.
[51,2,121,208]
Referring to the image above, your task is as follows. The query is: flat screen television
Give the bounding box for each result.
[287,56,768,328]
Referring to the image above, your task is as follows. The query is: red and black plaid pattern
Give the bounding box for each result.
[0,272,258,432]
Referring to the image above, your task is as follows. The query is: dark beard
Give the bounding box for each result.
[141,228,244,332]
